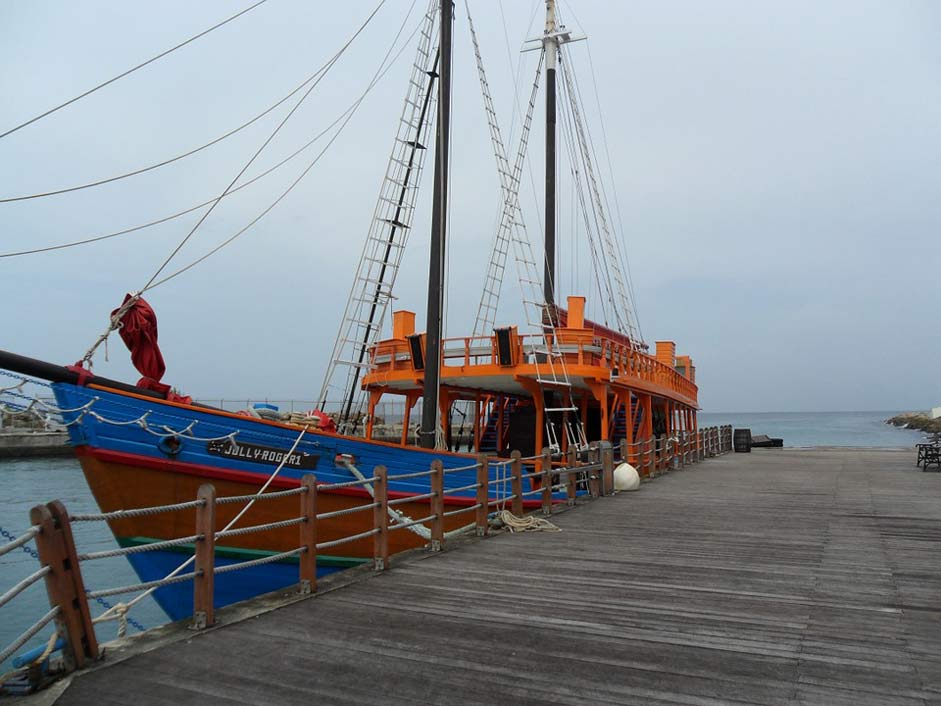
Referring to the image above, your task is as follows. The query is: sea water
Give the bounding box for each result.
[698,410,927,448]
[0,410,926,668]
[0,457,165,670]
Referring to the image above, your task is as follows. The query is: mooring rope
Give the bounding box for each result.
[498,510,561,533]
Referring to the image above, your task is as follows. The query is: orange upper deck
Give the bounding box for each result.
[361,296,698,408]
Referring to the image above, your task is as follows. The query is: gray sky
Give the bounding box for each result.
[1,0,939,412]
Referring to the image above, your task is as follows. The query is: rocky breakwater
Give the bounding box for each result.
[886,412,941,435]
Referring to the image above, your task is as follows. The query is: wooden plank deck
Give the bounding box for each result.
[47,449,941,705]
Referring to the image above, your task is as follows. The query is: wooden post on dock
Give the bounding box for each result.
[430,460,444,550]
[619,438,628,469]
[31,502,99,670]
[373,466,389,570]
[566,446,577,506]
[475,454,488,536]
[510,451,523,517]
[299,475,317,594]
[588,443,601,498]
[193,484,216,629]
[541,447,553,515]
[601,442,614,494]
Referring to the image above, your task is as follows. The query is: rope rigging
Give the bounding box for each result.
[80,0,391,369]
[0,16,425,261]
[141,0,422,297]
[0,1,268,141]
[318,0,440,428]
[0,45,360,204]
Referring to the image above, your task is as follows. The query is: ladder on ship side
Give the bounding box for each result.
[465,4,576,452]
[319,1,440,433]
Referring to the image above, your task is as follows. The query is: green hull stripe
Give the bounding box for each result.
[117,536,369,568]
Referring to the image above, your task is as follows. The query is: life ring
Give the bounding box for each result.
[157,435,183,456]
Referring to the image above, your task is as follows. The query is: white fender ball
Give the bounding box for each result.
[613,462,641,491]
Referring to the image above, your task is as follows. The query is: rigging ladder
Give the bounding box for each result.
[319,0,440,433]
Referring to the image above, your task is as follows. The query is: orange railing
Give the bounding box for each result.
[369,330,697,403]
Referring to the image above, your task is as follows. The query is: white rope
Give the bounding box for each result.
[498,510,561,533]
[340,460,476,541]
[92,424,311,630]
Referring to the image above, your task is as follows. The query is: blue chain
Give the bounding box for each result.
[0,526,39,560]
[1,526,146,633]
[0,369,51,387]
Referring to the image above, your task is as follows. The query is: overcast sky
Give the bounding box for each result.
[1,0,939,412]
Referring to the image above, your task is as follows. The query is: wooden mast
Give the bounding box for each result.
[543,0,558,309]
[420,0,452,449]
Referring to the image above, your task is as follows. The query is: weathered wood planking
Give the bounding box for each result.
[50,449,941,705]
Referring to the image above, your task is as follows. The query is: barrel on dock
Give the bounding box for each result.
[733,428,752,453]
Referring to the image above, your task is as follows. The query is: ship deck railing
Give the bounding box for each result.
[369,331,698,404]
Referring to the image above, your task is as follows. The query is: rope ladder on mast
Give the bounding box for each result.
[318,0,441,434]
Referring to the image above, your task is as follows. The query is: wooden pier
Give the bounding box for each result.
[31,448,941,705]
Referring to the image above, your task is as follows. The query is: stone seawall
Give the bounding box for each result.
[0,431,71,458]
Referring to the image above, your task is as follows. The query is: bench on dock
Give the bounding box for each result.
[920,443,941,471]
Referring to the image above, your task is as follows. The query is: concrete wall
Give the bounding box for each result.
[0,431,71,458]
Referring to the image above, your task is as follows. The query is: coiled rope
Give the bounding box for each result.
[498,510,561,533]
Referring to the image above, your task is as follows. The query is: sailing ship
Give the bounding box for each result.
[0,0,699,622]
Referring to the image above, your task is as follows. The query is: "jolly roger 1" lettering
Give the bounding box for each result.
[206,439,320,470]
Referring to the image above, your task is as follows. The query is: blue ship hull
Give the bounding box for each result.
[50,381,567,621]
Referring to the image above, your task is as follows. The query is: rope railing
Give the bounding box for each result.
[86,571,201,599]
[78,535,201,561]
[1,425,734,690]
[315,527,380,551]
[440,462,483,474]
[385,469,435,481]
[70,499,206,522]
[388,491,436,506]
[0,566,50,611]
[213,547,305,575]
[0,526,40,558]
[442,481,481,494]
[0,607,60,667]
[315,503,381,521]
[214,486,308,505]
[442,504,482,518]
[389,514,437,531]
[215,517,306,540]
[318,476,379,491]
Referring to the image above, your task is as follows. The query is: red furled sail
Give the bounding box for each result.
[112,294,166,381]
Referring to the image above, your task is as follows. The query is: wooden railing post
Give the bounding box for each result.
[373,466,389,570]
[619,438,628,469]
[588,443,601,498]
[31,502,99,671]
[601,442,614,495]
[510,451,523,517]
[475,454,489,536]
[193,484,216,629]
[299,474,317,594]
[541,447,553,515]
[430,460,444,550]
[566,446,577,506]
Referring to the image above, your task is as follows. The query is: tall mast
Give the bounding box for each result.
[420,0,453,449]
[543,0,558,310]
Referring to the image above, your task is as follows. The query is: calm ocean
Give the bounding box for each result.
[0,410,926,667]
[698,410,926,448]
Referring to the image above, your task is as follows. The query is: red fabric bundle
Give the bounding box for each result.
[112,294,165,382]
